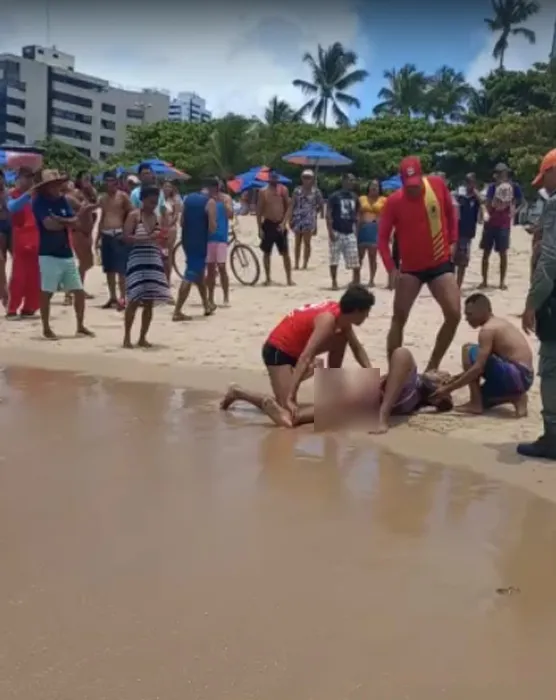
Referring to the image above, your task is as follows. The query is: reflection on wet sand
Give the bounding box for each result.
[1,368,556,699]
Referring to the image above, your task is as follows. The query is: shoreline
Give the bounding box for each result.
[3,344,556,505]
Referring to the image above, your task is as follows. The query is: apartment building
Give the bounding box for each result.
[0,45,169,161]
[168,91,212,124]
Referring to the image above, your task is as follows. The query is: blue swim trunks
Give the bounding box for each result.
[468,344,534,406]
[184,250,206,283]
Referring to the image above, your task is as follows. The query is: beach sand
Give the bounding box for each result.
[0,218,551,497]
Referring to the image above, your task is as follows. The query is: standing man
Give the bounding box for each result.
[172,178,217,320]
[519,149,556,459]
[256,170,292,286]
[32,170,94,339]
[206,183,233,308]
[130,163,166,215]
[454,173,483,288]
[326,173,360,290]
[378,156,460,372]
[480,163,522,290]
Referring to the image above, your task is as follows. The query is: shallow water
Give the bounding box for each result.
[0,368,556,699]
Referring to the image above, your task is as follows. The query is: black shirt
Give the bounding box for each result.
[327,189,359,234]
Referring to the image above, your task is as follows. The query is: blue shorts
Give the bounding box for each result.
[184,251,206,282]
[358,221,378,246]
[480,224,510,254]
[101,231,129,275]
[467,344,534,405]
[39,256,83,294]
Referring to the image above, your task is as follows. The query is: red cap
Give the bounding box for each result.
[399,156,423,187]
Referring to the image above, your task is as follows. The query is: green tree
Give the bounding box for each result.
[38,138,93,175]
[292,42,368,126]
[263,97,300,125]
[484,0,540,69]
[425,66,472,121]
[373,64,428,117]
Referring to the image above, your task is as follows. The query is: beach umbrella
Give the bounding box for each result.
[0,148,43,171]
[381,175,402,191]
[282,142,352,169]
[131,158,190,180]
[227,166,291,194]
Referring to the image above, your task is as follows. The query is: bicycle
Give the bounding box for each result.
[172,219,261,286]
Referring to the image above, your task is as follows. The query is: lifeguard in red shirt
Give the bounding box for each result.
[378,156,461,371]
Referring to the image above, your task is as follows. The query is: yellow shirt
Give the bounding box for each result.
[359,195,386,219]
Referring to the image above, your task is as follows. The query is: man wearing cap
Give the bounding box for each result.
[480,163,522,290]
[518,149,556,459]
[31,170,95,339]
[378,156,460,371]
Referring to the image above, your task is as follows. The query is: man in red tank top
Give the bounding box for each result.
[378,156,461,371]
[220,285,375,426]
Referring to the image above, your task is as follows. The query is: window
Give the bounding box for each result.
[99,151,111,161]
[51,89,93,109]
[52,72,104,92]
[51,124,92,142]
[51,107,92,125]
[0,131,25,144]
[101,118,116,131]
[7,96,25,109]
[126,108,144,120]
[75,147,91,157]
[38,48,44,55]
[100,135,115,147]
[6,114,25,127]
[102,102,116,114]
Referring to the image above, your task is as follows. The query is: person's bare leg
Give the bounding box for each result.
[479,251,490,288]
[137,301,154,347]
[425,273,461,371]
[196,279,214,315]
[173,280,193,321]
[104,272,117,305]
[499,251,508,290]
[351,266,361,285]
[263,252,272,285]
[117,274,126,308]
[369,247,377,287]
[456,264,465,288]
[386,273,422,360]
[282,250,294,286]
[206,262,217,306]
[302,231,312,269]
[123,299,140,347]
[220,384,292,427]
[217,262,230,305]
[329,264,339,290]
[327,334,348,368]
[73,289,94,336]
[40,291,57,339]
[370,347,416,434]
[294,233,302,270]
[455,342,483,413]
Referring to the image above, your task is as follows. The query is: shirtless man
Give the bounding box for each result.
[432,293,533,416]
[64,173,97,301]
[220,285,375,426]
[256,171,293,286]
[97,170,133,309]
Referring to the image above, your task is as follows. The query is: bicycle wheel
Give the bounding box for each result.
[172,241,185,278]
[230,243,261,286]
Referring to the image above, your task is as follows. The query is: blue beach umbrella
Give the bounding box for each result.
[282,141,353,168]
[131,158,190,180]
[381,175,402,191]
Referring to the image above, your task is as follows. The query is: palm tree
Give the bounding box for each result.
[373,64,428,116]
[263,97,299,125]
[204,115,257,178]
[425,66,472,121]
[466,88,497,117]
[292,42,368,126]
[484,0,540,69]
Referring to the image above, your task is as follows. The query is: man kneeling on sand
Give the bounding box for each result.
[220,285,375,427]
[431,293,533,415]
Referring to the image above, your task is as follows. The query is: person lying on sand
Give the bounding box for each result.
[220,285,375,427]
[431,293,533,417]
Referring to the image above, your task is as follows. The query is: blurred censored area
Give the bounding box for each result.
[314,367,381,431]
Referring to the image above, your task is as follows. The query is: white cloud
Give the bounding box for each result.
[466,5,556,84]
[0,0,364,118]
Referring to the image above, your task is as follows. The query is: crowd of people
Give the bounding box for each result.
[0,152,554,461]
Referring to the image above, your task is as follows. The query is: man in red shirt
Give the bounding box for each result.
[378,156,461,371]
[220,285,375,427]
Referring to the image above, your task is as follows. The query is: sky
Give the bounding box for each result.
[1,0,555,120]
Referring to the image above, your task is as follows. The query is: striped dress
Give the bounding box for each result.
[125,214,171,304]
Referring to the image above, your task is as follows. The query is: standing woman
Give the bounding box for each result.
[162,180,183,288]
[66,172,98,300]
[357,180,386,287]
[122,185,171,348]
[287,169,323,270]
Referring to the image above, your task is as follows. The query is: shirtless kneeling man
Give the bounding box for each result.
[220,285,375,426]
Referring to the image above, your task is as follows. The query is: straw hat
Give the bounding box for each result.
[33,169,69,190]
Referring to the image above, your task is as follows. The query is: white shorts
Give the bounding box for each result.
[329,232,359,269]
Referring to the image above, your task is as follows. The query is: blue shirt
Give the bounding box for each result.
[212,200,229,243]
[130,186,166,215]
[182,192,210,254]
[457,192,481,239]
[32,193,74,258]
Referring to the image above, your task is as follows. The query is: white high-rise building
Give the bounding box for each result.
[168,91,211,123]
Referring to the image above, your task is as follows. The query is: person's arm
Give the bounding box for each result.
[525,198,556,311]
[221,193,233,219]
[286,312,337,404]
[206,198,217,235]
[256,190,264,232]
[325,194,335,240]
[442,181,458,245]
[121,210,139,244]
[158,191,167,215]
[7,191,31,213]
[435,327,495,396]
[345,327,372,368]
[377,196,395,273]
[0,233,8,306]
[181,200,187,245]
[284,191,295,229]
[317,189,324,218]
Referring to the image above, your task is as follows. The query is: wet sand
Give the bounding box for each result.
[2,368,556,699]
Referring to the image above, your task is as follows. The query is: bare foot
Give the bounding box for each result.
[369,419,389,435]
[455,401,483,415]
[369,281,375,288]
[137,338,153,348]
[122,338,134,349]
[262,397,293,428]
[477,282,488,290]
[220,383,239,410]
[263,280,272,287]
[500,283,508,291]
[331,282,339,291]
[513,394,528,418]
[43,328,59,340]
[287,279,296,286]
[173,312,192,322]
[222,300,230,308]
[76,326,95,337]
[204,303,216,317]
